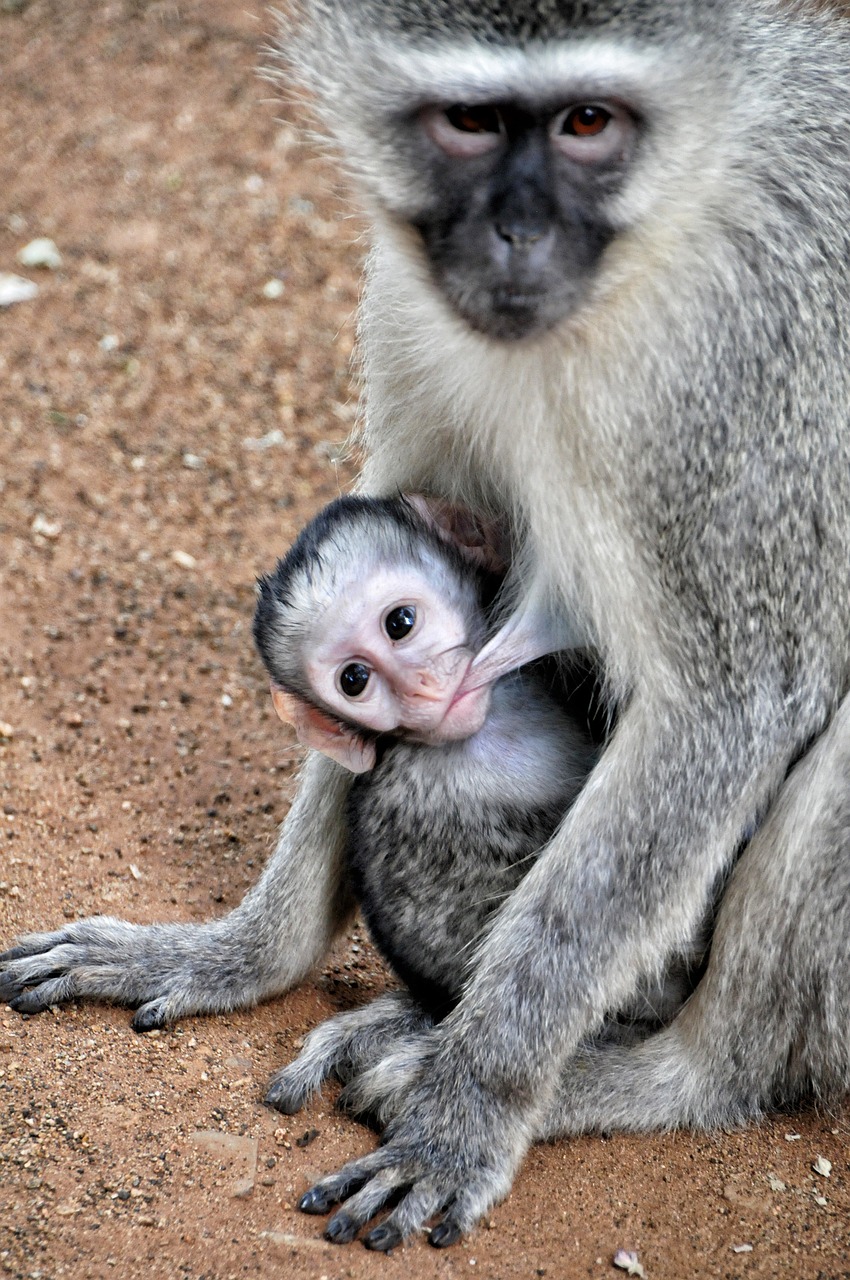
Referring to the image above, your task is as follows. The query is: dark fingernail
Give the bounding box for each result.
[299,1187,334,1215]
[325,1212,358,1244]
[131,1007,165,1034]
[264,1087,301,1116]
[10,993,45,1015]
[430,1220,462,1248]
[364,1223,402,1252]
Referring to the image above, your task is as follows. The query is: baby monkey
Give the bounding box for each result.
[253,494,598,1018]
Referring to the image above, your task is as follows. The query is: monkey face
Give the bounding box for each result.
[409,96,637,340]
[303,565,492,743]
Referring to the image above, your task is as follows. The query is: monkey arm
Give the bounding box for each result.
[463,593,579,689]
[296,691,796,1249]
[0,753,355,1029]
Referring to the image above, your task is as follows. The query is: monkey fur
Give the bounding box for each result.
[4,0,850,1252]
[253,493,599,1018]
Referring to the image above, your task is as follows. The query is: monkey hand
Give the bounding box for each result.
[298,1037,533,1250]
[0,915,275,1031]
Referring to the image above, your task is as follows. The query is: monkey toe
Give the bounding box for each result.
[0,971,25,1001]
[265,1073,309,1115]
[132,1000,170,1033]
[430,1219,463,1248]
[363,1222,403,1252]
[8,974,75,1014]
[299,1187,339,1215]
[9,990,50,1015]
[324,1212,360,1244]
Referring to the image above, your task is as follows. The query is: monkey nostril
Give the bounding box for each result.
[495,221,546,247]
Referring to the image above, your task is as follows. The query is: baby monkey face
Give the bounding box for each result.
[304,565,491,742]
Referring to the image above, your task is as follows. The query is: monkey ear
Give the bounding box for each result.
[270,685,377,774]
[405,493,510,573]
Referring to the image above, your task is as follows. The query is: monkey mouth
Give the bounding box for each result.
[436,681,492,742]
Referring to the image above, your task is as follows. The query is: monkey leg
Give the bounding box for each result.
[540,696,850,1138]
[293,690,825,1250]
[0,754,354,1031]
[266,990,433,1115]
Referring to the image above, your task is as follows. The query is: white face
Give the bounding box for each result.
[304,565,492,744]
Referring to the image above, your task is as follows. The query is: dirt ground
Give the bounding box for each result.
[0,2,848,1278]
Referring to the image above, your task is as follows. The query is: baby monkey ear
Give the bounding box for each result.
[270,685,377,774]
[405,493,510,574]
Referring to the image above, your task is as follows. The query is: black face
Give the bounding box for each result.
[412,98,639,341]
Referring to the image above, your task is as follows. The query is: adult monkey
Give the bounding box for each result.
[5,0,850,1252]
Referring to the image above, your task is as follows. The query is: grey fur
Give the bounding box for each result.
[254,493,600,1018]
[346,669,595,1013]
[4,0,850,1251]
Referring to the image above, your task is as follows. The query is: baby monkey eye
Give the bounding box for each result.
[561,105,611,137]
[445,104,503,134]
[384,605,417,640]
[339,662,371,698]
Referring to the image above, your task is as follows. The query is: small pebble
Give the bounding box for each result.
[613,1250,645,1278]
[731,1243,753,1254]
[31,514,62,540]
[172,550,197,569]
[242,429,285,451]
[17,237,62,269]
[0,273,38,306]
[813,1155,832,1178]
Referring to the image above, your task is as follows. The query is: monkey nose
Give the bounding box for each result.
[398,669,445,703]
[495,220,546,247]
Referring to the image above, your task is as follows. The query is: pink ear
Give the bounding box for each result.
[270,686,376,774]
[405,493,510,573]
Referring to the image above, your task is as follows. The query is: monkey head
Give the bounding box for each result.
[282,0,734,341]
[254,496,501,771]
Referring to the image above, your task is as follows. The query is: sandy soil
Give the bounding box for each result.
[0,3,848,1277]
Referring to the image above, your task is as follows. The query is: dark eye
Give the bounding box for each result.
[385,605,416,641]
[561,105,611,138]
[339,662,371,698]
[445,104,503,135]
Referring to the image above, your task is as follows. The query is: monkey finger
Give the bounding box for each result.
[0,927,79,966]
[428,1178,499,1246]
[8,973,79,1014]
[265,1062,317,1114]
[299,1147,396,1216]
[323,1166,412,1244]
[361,1175,449,1251]
[0,942,86,1002]
[131,999,172,1033]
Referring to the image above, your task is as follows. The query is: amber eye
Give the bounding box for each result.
[384,605,416,641]
[445,104,503,135]
[339,662,370,698]
[562,105,611,138]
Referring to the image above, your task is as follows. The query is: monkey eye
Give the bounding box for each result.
[445,104,503,135]
[562,105,611,137]
[339,662,371,698]
[551,102,633,165]
[422,105,504,157]
[384,605,416,641]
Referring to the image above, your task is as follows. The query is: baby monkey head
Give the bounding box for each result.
[254,495,494,745]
